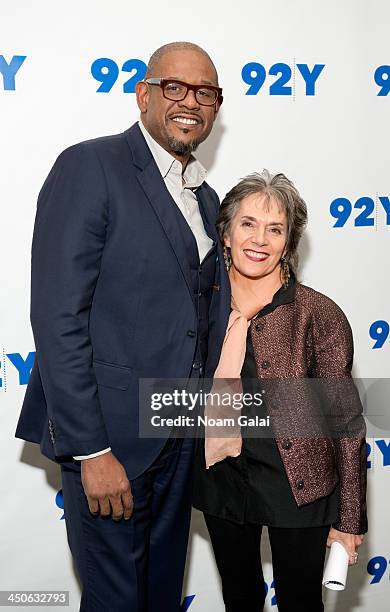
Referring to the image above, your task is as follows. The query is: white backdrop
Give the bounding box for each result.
[1,1,389,610]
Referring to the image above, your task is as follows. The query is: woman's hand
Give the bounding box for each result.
[204,378,243,469]
[205,434,242,469]
[327,527,364,565]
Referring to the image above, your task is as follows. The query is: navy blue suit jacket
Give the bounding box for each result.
[16,123,230,478]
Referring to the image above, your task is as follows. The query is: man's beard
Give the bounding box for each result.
[167,135,201,157]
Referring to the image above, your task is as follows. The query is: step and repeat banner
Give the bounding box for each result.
[1,1,389,610]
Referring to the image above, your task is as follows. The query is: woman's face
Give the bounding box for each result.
[225,193,288,279]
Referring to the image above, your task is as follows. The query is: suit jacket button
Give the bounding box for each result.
[187,330,196,338]
[282,440,292,450]
[296,479,305,490]
[261,360,270,369]
[255,322,265,331]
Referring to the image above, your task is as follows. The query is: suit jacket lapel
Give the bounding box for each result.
[196,184,231,375]
[196,186,219,243]
[125,124,195,306]
[206,239,231,376]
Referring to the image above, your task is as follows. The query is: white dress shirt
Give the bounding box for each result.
[138,120,214,261]
[74,121,214,460]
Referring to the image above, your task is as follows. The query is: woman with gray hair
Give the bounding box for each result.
[193,170,367,612]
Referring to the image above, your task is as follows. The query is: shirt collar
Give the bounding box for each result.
[138,120,207,189]
[254,271,297,319]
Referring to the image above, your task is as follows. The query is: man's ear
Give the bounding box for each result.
[136,81,149,113]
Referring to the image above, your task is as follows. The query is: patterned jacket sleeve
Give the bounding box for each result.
[311,296,368,534]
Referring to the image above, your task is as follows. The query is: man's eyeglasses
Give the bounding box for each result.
[144,78,223,106]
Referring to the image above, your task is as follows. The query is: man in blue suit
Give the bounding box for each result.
[16,41,230,611]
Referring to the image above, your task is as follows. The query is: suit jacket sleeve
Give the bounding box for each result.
[30,143,110,457]
[312,298,368,534]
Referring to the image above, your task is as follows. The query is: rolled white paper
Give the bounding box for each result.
[322,541,349,590]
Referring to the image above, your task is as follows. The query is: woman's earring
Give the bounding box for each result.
[281,257,290,288]
[223,246,232,272]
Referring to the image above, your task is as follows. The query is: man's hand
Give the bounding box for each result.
[80,451,133,521]
[327,527,364,565]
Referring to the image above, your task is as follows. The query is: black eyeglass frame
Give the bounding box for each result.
[144,78,223,106]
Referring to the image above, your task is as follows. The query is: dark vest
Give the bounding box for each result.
[171,191,217,378]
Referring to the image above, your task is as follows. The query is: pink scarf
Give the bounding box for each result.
[204,305,250,469]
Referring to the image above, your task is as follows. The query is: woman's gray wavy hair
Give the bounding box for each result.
[217,170,308,272]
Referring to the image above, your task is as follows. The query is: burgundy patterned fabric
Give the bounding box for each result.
[250,283,367,534]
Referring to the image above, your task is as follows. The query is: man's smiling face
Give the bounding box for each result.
[136,49,220,161]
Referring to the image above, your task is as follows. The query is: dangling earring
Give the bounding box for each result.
[223,246,232,272]
[281,257,290,288]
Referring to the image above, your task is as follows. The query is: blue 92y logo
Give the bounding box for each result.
[242,62,325,96]
[367,556,390,584]
[180,595,195,611]
[367,440,390,469]
[0,55,26,91]
[369,321,389,349]
[0,351,35,390]
[330,195,390,228]
[374,66,390,96]
[55,490,65,520]
[91,58,146,93]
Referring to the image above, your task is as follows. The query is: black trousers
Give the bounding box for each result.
[204,513,330,612]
